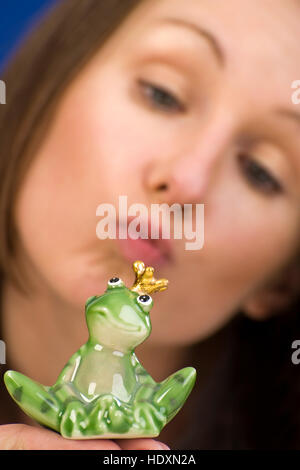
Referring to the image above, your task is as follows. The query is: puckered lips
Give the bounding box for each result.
[116,216,174,268]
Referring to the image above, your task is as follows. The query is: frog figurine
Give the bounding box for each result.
[4,260,196,439]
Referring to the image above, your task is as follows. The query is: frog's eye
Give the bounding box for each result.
[107,277,124,287]
[137,294,153,313]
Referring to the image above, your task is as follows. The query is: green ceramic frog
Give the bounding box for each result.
[4,260,196,439]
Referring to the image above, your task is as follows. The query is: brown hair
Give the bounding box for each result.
[0,0,142,293]
[1,0,300,449]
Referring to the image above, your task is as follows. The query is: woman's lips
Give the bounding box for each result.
[116,237,169,267]
[115,219,173,267]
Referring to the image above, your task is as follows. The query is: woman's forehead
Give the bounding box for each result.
[128,0,300,63]
[112,0,300,99]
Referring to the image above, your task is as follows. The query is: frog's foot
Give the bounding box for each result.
[132,401,167,437]
[153,367,196,423]
[4,370,61,432]
[60,400,90,439]
[89,394,133,435]
[60,394,134,439]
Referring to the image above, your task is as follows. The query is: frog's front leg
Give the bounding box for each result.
[131,360,167,436]
[55,344,87,385]
[132,360,197,435]
[52,344,87,403]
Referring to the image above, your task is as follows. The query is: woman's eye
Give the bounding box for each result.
[137,79,185,113]
[238,153,283,195]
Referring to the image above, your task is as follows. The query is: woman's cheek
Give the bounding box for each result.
[210,201,298,296]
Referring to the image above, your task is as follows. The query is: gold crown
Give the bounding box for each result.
[130,260,168,295]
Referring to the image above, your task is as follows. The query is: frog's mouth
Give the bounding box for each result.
[95,309,142,333]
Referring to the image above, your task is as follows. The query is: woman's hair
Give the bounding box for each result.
[1,0,300,449]
[0,0,142,292]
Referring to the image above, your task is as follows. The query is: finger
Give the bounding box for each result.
[0,424,121,450]
[116,438,170,450]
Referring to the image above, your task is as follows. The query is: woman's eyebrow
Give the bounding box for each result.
[153,17,225,67]
[275,108,300,129]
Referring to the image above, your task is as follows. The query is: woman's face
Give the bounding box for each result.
[14,0,300,347]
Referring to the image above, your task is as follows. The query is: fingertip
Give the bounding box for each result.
[155,440,170,450]
[116,438,170,450]
[11,424,122,450]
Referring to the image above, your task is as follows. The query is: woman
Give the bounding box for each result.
[0,0,300,450]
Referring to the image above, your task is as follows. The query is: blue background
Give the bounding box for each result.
[0,0,59,70]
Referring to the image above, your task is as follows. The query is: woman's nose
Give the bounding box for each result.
[146,122,233,206]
